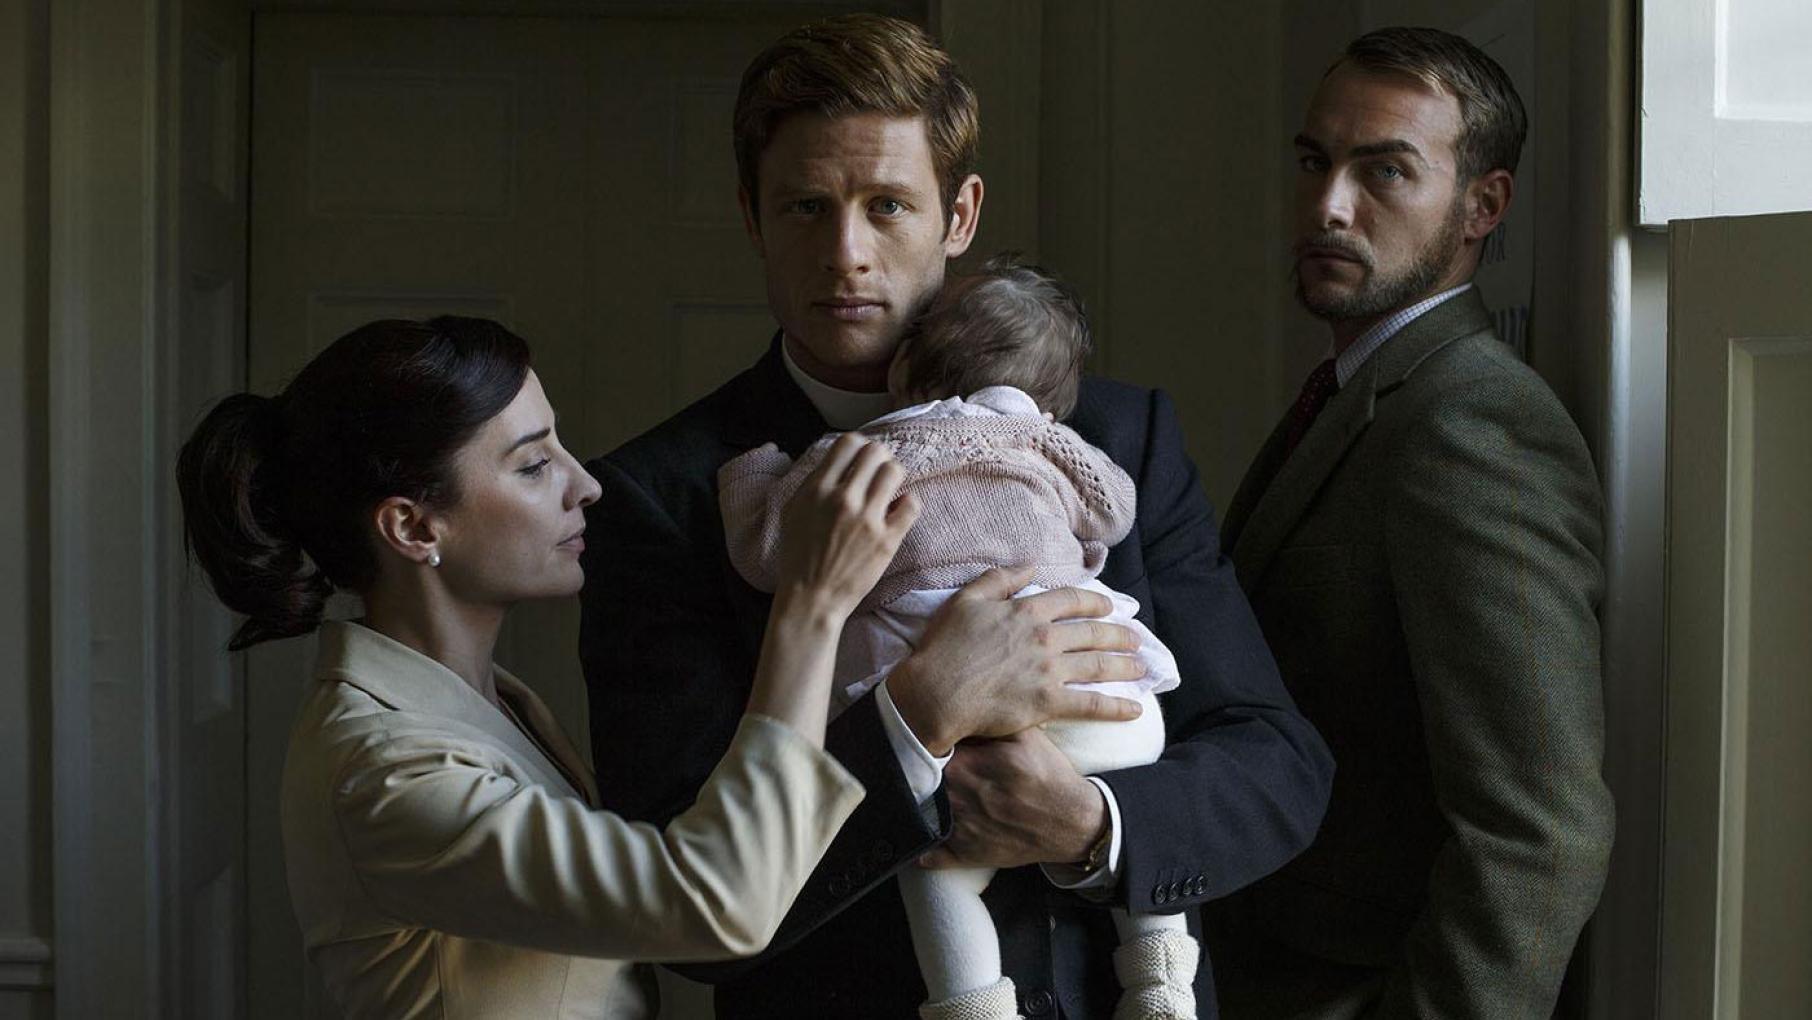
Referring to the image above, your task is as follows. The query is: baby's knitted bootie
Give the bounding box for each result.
[1111,930,1200,1019]
[918,976,1024,1020]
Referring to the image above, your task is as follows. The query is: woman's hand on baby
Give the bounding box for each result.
[749,436,916,744]
[774,433,920,623]
[887,567,1145,756]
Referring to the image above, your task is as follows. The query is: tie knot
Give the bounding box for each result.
[1284,359,1339,456]
[1297,358,1338,406]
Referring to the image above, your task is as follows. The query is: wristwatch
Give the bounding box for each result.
[1080,816,1114,874]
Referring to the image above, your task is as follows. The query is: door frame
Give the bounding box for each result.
[1657,212,1812,1019]
[46,0,247,1015]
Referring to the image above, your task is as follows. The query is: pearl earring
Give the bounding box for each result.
[428,551,441,568]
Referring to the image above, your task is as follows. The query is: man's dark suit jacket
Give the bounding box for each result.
[1214,289,1614,1018]
[579,338,1334,1018]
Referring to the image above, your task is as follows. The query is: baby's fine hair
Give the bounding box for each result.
[896,253,1092,419]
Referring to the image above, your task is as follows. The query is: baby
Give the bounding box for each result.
[717,256,1198,1020]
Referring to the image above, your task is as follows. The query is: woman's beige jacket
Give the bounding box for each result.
[281,621,864,1018]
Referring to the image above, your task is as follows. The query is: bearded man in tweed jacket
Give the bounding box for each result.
[1210,28,1614,1019]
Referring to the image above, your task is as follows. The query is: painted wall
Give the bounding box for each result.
[0,0,55,1015]
[1034,1,1286,509]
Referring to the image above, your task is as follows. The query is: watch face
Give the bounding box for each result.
[1084,828,1112,872]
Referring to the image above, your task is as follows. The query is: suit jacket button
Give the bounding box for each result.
[828,876,850,897]
[1152,883,1169,905]
[1023,989,1054,1015]
[1190,876,1207,896]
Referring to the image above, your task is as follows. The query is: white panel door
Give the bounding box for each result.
[246,11,806,1017]
[167,0,252,1016]
[1660,210,1812,1019]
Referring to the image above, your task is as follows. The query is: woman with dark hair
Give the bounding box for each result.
[178,316,919,1019]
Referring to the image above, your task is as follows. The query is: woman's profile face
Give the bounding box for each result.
[432,370,601,604]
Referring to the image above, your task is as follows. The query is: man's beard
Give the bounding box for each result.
[1294,200,1465,324]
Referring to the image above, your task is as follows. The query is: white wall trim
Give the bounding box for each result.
[1579,0,1668,1015]
[0,937,53,990]
[48,0,173,1015]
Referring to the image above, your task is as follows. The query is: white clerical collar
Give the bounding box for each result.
[780,335,896,431]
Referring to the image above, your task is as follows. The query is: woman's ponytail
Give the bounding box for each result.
[176,393,331,649]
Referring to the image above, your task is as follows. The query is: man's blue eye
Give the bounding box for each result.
[874,198,905,215]
[1298,155,1327,172]
[792,198,823,214]
[1374,164,1404,180]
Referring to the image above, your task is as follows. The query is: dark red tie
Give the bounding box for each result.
[1283,358,1339,456]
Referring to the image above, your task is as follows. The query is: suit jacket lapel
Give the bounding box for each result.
[1230,377,1376,587]
[1361,286,1495,396]
[1230,288,1496,588]
[722,333,833,458]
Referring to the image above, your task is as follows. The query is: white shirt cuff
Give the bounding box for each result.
[1041,776,1124,891]
[875,679,951,807]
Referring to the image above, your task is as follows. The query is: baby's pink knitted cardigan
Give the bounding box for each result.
[718,387,1138,615]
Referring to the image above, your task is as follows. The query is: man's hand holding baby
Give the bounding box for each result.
[920,728,1110,870]
[885,565,1146,758]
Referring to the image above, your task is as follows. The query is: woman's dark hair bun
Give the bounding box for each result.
[177,392,333,649]
[176,316,531,650]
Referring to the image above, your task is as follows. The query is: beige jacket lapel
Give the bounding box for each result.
[495,667,600,806]
[314,620,590,802]
[1231,288,1495,587]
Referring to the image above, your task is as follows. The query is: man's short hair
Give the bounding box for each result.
[1338,26,1527,180]
[895,254,1092,420]
[733,14,979,223]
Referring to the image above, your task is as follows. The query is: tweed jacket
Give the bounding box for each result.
[579,337,1334,1018]
[281,620,865,1020]
[1217,289,1615,1018]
